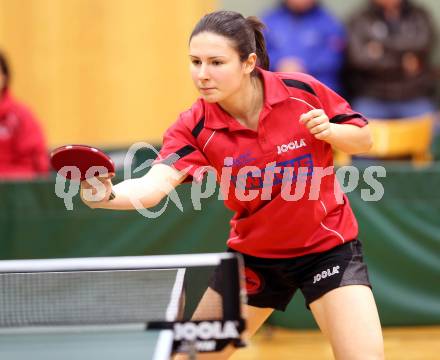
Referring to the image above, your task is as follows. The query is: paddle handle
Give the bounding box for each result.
[109,191,116,201]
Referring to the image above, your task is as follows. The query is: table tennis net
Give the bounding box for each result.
[0,254,244,328]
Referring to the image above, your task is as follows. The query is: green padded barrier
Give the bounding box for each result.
[0,162,439,328]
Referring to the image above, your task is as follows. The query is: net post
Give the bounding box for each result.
[219,254,246,348]
[219,254,242,321]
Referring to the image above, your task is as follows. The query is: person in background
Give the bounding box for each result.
[262,0,346,93]
[345,0,437,119]
[0,51,49,179]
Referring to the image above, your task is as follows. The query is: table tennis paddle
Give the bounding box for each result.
[50,145,116,200]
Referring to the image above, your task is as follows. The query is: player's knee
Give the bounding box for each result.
[366,336,385,360]
[368,347,385,360]
[173,345,237,360]
[336,347,384,360]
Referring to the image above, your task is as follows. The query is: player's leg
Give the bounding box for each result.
[309,285,384,360]
[207,304,273,359]
[296,239,384,359]
[175,251,293,359]
[195,299,273,358]
[174,287,273,359]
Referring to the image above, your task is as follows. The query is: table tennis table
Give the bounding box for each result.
[0,326,173,360]
[0,253,245,360]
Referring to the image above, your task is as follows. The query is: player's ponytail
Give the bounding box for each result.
[245,16,270,71]
[0,51,10,92]
[190,11,270,75]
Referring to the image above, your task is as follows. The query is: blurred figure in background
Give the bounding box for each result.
[0,51,49,179]
[345,0,437,119]
[262,0,346,93]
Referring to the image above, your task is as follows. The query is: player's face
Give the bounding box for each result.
[189,32,252,103]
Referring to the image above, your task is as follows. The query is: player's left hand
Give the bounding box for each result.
[299,109,332,141]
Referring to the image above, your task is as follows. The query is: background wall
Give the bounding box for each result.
[1,0,438,148]
[0,0,216,148]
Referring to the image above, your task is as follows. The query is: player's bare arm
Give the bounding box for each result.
[80,164,186,210]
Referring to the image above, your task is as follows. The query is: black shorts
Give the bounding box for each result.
[210,239,371,311]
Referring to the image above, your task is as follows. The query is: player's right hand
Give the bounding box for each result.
[80,173,115,207]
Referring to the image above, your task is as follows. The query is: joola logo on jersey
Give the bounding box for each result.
[174,320,240,341]
[313,266,340,284]
[277,139,306,154]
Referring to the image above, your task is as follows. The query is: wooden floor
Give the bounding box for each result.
[231,326,440,360]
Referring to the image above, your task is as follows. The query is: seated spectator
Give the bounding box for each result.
[262,0,346,93]
[345,0,437,119]
[0,51,49,179]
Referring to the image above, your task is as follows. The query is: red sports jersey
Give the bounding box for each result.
[0,90,49,179]
[156,69,367,258]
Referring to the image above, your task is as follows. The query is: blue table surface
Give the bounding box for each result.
[0,327,173,360]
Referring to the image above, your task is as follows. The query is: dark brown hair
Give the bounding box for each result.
[0,50,10,92]
[190,11,270,74]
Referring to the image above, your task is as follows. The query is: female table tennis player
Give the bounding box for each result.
[80,11,384,360]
